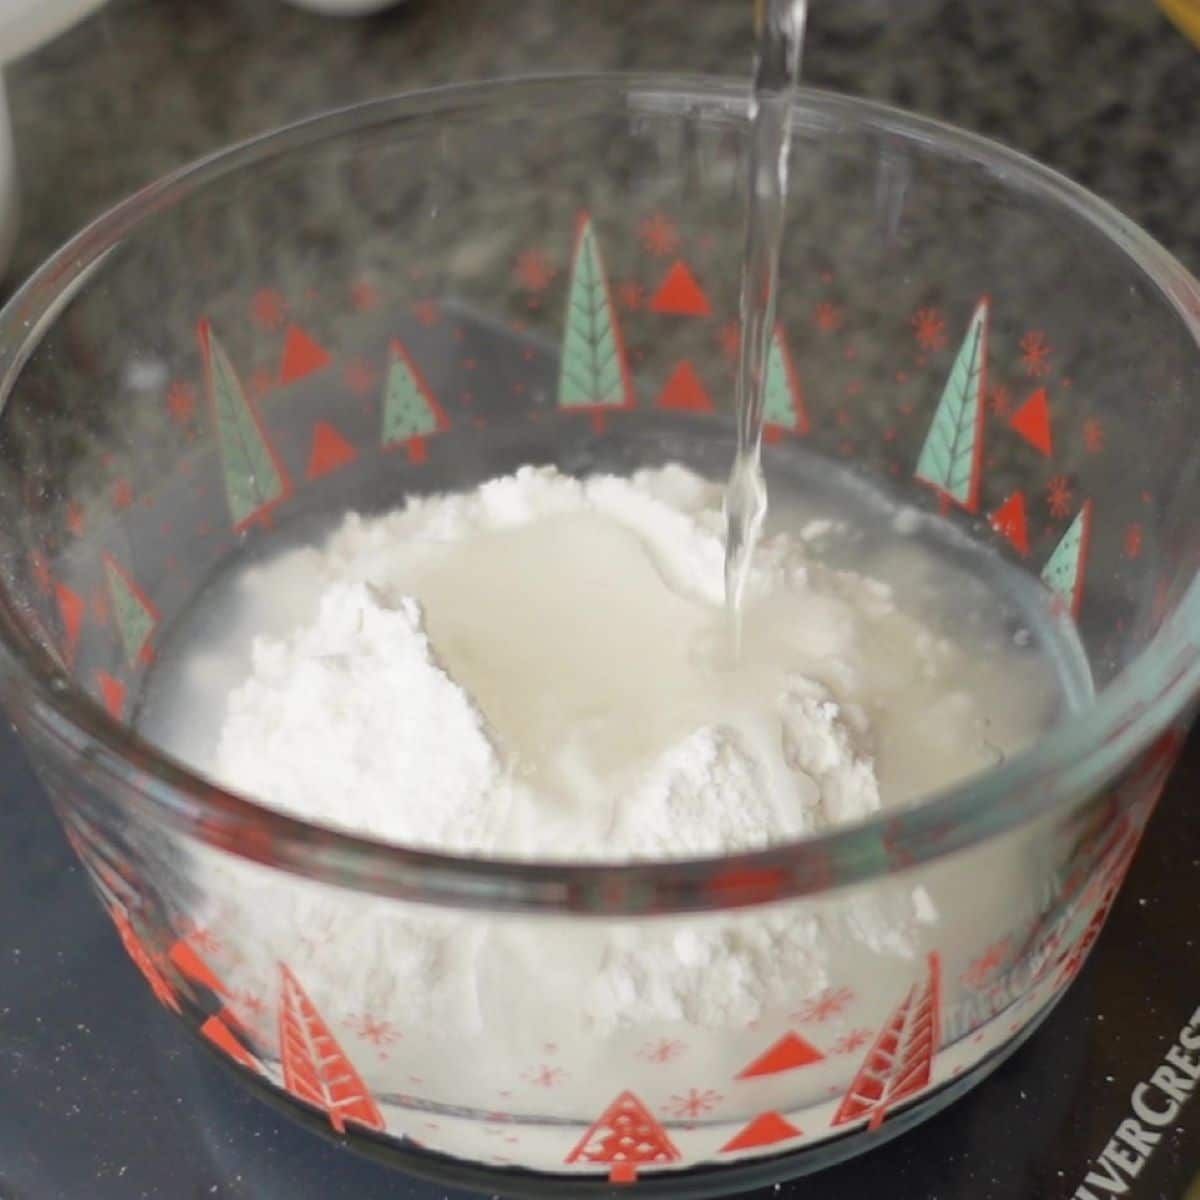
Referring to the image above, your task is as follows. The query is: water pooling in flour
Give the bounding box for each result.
[724,0,809,638]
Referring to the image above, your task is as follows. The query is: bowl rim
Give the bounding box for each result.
[1,72,1199,916]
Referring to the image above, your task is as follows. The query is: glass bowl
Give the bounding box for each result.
[0,76,1198,1197]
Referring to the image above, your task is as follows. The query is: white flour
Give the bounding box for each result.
[146,465,1058,1051]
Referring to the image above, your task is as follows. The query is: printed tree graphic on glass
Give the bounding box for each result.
[198,319,290,532]
[380,338,449,463]
[278,964,385,1135]
[1041,500,1092,618]
[914,298,989,513]
[566,1090,680,1184]
[762,324,810,441]
[103,553,158,668]
[557,213,633,431]
[832,952,942,1131]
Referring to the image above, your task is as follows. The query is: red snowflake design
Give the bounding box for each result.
[112,479,134,510]
[1020,330,1052,377]
[181,922,221,955]
[911,308,948,352]
[248,367,274,400]
[343,360,378,396]
[411,299,441,327]
[639,212,680,258]
[167,381,196,425]
[1082,417,1105,453]
[1124,524,1144,560]
[523,1065,564,1088]
[639,1038,686,1064]
[815,301,844,333]
[350,279,381,312]
[665,1088,723,1119]
[251,288,287,331]
[347,1013,400,1047]
[962,937,1012,989]
[1046,475,1074,519]
[618,280,645,311]
[832,1028,873,1056]
[236,991,268,1023]
[988,383,1011,419]
[514,249,556,293]
[718,321,741,363]
[793,986,855,1024]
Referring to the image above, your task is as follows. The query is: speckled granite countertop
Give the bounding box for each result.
[5,0,1199,292]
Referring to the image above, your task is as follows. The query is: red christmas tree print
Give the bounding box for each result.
[201,1014,263,1073]
[279,325,332,385]
[657,360,714,413]
[306,421,358,480]
[990,491,1031,556]
[1124,523,1144,560]
[736,1031,824,1080]
[1082,417,1105,453]
[1010,387,1053,456]
[650,260,712,317]
[278,965,385,1134]
[381,338,451,461]
[566,1090,680,1183]
[721,1111,803,1153]
[962,937,1012,989]
[832,952,942,1130]
[1057,853,1131,988]
[199,319,291,532]
[110,907,180,1014]
[169,938,231,996]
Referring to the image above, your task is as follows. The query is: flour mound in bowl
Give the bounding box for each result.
[148,464,1059,1042]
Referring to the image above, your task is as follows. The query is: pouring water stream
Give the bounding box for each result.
[724,0,809,645]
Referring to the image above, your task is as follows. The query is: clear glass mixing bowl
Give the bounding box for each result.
[0,76,1198,1196]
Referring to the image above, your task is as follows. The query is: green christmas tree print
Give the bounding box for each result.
[104,554,158,667]
[1041,500,1092,618]
[914,298,989,512]
[763,325,809,436]
[198,320,289,531]
[558,214,632,418]
[380,339,448,462]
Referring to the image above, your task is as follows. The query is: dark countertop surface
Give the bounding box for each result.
[2,2,1199,1199]
[5,0,1200,293]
